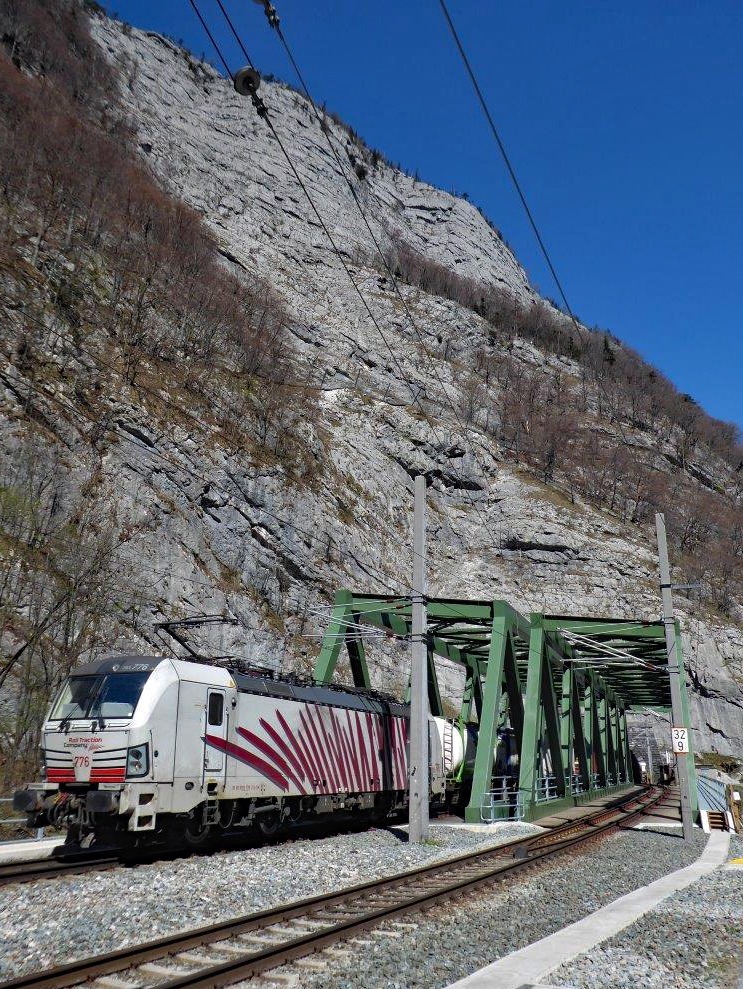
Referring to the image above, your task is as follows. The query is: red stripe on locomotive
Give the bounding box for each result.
[236,726,307,795]
[203,733,289,791]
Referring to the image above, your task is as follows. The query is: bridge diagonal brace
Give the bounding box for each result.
[314,588,372,688]
[464,609,511,823]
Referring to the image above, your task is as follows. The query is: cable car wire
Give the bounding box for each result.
[186,0,233,76]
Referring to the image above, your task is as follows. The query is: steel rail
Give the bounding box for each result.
[0,853,120,888]
[1,786,665,989]
[0,819,383,889]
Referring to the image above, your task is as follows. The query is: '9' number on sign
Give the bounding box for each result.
[671,728,689,754]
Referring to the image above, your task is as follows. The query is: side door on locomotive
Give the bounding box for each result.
[171,661,237,812]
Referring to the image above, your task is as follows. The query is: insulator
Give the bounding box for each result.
[252,0,280,28]
[233,65,261,97]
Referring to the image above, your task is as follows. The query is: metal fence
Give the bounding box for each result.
[568,774,585,795]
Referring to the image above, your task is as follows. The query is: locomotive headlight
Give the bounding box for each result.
[126,744,149,778]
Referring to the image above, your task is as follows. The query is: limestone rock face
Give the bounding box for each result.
[6,15,741,761]
[93,23,531,309]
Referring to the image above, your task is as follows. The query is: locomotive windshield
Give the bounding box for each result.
[49,672,151,721]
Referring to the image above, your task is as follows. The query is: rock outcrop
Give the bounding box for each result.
[2,12,741,765]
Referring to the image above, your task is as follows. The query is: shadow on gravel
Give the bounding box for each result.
[381,825,410,843]
[616,824,689,841]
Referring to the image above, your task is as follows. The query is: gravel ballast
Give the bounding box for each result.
[257,826,707,989]
[553,835,743,989]
[0,822,538,977]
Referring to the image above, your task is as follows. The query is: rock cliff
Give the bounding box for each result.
[2,11,741,768]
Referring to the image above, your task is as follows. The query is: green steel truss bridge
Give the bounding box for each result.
[314,590,698,823]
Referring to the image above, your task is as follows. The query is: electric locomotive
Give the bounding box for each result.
[14,654,481,847]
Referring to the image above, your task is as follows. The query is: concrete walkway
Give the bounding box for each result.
[0,837,61,864]
[447,831,731,989]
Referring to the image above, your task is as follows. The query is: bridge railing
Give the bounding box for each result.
[480,777,524,821]
[696,773,728,814]
[535,775,560,803]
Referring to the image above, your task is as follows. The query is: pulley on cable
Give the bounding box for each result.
[233,65,268,119]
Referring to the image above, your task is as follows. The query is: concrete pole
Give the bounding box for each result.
[409,475,429,843]
[655,512,694,841]
[645,713,653,783]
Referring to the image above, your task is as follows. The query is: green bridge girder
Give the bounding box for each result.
[313,591,698,824]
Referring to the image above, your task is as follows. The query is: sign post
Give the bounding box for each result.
[644,711,654,783]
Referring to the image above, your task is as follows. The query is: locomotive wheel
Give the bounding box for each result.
[257,808,281,836]
[182,811,211,846]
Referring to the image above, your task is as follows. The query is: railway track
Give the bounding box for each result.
[2,786,664,989]
[0,818,398,890]
[0,852,121,888]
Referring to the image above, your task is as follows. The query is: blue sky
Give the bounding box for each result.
[108,1,743,431]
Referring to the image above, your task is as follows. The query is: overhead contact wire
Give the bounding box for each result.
[186,0,537,616]
[200,0,459,457]
[198,0,497,568]
[437,0,584,344]
[186,0,233,76]
[253,0,536,613]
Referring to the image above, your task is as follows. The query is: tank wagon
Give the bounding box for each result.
[14,655,492,847]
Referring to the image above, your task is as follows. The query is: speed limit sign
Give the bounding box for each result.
[671,727,689,754]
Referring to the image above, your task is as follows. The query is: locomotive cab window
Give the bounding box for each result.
[49,672,151,721]
[207,692,224,726]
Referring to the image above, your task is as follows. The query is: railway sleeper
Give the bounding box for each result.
[293,958,328,971]
[237,933,287,947]
[140,962,188,978]
[352,900,402,911]
[91,978,141,989]
[263,925,308,938]
[176,951,221,967]
[309,911,359,923]
[319,905,372,916]
[273,918,327,931]
[312,904,361,915]
[207,940,263,957]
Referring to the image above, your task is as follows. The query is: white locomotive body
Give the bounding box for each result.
[16,655,455,846]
